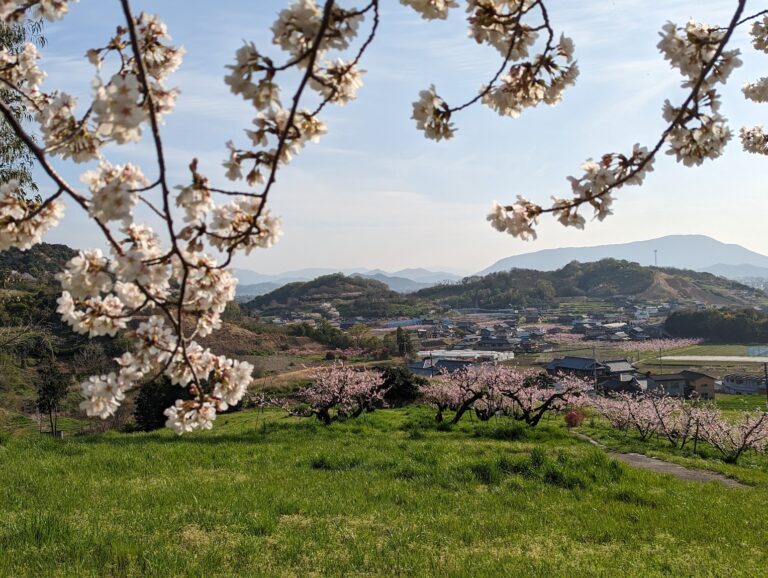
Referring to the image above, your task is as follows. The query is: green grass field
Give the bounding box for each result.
[1,407,768,577]
[716,393,768,411]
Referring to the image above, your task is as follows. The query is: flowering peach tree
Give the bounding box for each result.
[422,365,589,425]
[299,362,385,424]
[588,392,768,463]
[0,0,765,433]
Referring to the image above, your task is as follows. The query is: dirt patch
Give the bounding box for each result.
[200,322,324,357]
[638,271,748,307]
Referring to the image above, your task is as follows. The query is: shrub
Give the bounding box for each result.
[565,409,585,428]
[380,366,425,407]
[133,377,192,432]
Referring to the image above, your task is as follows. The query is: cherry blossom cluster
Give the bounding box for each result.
[406,0,577,142]
[739,16,768,156]
[488,144,654,237]
[297,362,385,424]
[481,34,577,118]
[422,365,589,426]
[484,5,768,239]
[411,85,455,142]
[486,196,541,240]
[222,0,374,185]
[24,12,182,163]
[657,20,741,89]
[399,0,457,21]
[740,126,768,155]
[0,0,76,23]
[0,180,64,251]
[656,19,742,165]
[588,393,768,463]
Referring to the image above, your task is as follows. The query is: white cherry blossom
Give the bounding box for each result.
[412,84,455,141]
[400,0,458,21]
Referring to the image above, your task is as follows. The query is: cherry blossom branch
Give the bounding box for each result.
[449,0,538,114]
[487,0,747,238]
[0,98,124,252]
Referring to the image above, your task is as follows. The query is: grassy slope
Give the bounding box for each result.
[1,407,767,577]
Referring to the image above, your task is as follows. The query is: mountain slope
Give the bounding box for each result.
[0,243,76,284]
[235,282,283,299]
[352,273,433,293]
[702,263,768,279]
[478,235,768,276]
[385,268,461,283]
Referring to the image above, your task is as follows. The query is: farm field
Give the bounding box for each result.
[531,341,768,377]
[1,407,767,577]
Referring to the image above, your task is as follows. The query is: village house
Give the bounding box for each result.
[475,328,518,351]
[545,356,639,385]
[604,360,639,379]
[408,357,476,377]
[454,335,481,350]
[409,350,514,377]
[600,376,651,395]
[571,318,597,334]
[647,370,716,399]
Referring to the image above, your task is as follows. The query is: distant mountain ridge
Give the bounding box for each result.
[234,267,460,296]
[351,273,434,293]
[478,235,768,278]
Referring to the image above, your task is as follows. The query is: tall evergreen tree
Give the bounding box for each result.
[36,359,68,435]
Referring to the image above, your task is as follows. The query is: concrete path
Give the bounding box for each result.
[572,432,747,489]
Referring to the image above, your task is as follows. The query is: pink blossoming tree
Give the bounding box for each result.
[299,362,385,425]
[587,392,768,463]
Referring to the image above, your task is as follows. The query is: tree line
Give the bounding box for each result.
[665,308,768,342]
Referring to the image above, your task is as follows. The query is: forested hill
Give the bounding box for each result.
[0,243,76,284]
[243,273,432,318]
[416,259,764,309]
[247,273,396,306]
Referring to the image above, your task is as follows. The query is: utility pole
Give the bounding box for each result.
[654,249,658,267]
[592,345,598,390]
[764,362,768,408]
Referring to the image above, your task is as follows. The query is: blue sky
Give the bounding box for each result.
[32,0,768,274]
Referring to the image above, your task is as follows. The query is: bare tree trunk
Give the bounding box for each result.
[316,407,332,425]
